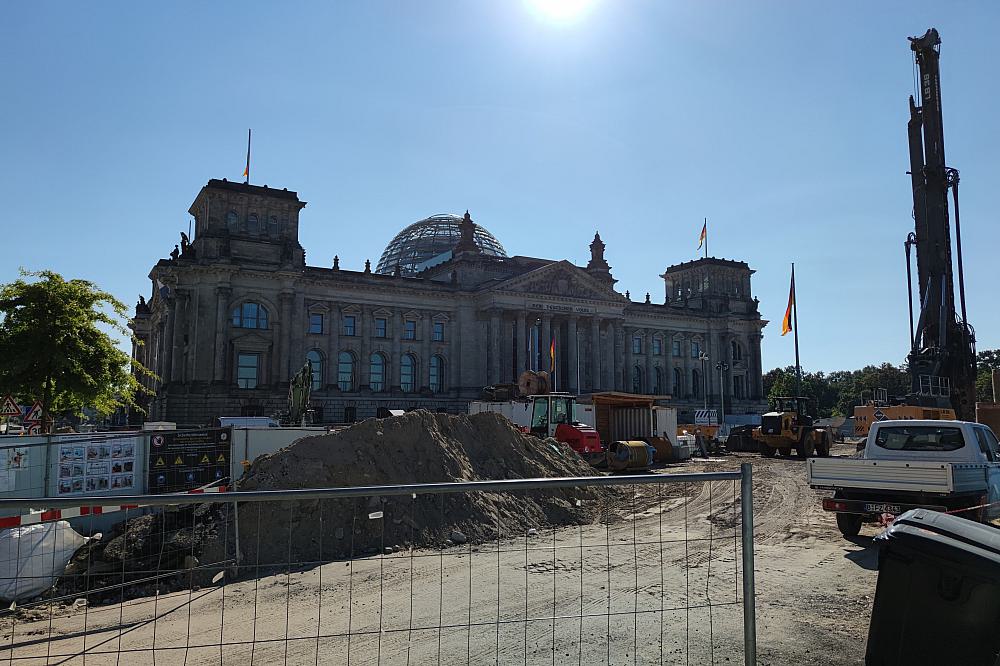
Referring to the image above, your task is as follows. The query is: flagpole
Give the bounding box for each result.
[244,128,252,184]
[791,263,801,397]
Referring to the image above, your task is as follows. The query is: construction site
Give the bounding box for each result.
[1,13,999,666]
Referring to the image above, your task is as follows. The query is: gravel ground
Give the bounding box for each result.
[0,444,878,665]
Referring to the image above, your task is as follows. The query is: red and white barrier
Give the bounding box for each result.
[0,485,229,530]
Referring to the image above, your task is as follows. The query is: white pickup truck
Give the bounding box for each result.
[807,419,1000,538]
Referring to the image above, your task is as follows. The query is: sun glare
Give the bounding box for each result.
[525,0,597,23]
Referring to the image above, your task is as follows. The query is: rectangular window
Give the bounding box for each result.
[237,353,259,389]
[343,315,356,336]
[433,321,444,341]
[652,338,662,355]
[672,340,681,357]
[404,320,416,340]
[691,341,701,359]
[309,313,324,334]
[734,375,745,400]
[875,425,965,452]
[375,317,387,338]
[631,336,642,355]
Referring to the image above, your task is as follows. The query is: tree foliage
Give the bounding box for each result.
[0,270,153,426]
[763,362,912,418]
[977,349,1000,402]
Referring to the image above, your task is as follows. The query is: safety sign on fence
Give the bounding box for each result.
[0,395,19,418]
[148,428,231,493]
[694,409,719,426]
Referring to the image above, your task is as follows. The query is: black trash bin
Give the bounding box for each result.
[866,508,1000,665]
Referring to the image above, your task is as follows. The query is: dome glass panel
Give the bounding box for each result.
[376,214,507,276]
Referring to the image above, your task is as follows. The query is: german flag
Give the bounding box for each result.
[781,265,795,336]
[697,220,707,250]
[549,335,556,373]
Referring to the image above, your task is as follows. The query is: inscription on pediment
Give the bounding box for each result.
[515,267,616,301]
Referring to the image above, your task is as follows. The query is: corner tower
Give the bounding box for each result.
[187,179,307,268]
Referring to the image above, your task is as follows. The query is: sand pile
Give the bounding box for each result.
[235,410,605,565]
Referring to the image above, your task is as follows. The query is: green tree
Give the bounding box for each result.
[977,349,1000,402]
[0,270,153,429]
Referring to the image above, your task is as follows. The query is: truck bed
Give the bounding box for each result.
[807,457,990,495]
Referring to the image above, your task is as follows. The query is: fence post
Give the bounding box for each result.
[740,462,756,665]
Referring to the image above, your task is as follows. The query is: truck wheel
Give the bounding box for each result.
[759,442,775,458]
[817,433,831,457]
[836,512,863,538]
[778,447,792,457]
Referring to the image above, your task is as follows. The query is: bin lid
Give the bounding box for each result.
[877,509,1000,569]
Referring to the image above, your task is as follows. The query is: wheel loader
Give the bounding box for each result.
[752,396,832,458]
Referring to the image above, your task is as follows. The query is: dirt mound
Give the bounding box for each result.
[236,410,605,564]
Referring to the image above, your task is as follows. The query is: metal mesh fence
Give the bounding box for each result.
[0,468,755,665]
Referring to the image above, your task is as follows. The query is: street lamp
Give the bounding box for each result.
[716,361,730,432]
[698,352,709,410]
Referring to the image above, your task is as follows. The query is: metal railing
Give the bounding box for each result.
[0,464,756,665]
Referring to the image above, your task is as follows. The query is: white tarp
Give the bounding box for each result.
[0,521,89,601]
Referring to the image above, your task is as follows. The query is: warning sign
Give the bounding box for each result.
[147,427,231,494]
[23,401,43,423]
[0,395,19,418]
[873,409,887,422]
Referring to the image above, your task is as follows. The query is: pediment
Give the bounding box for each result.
[492,261,623,301]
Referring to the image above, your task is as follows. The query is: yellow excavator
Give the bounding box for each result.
[753,396,832,458]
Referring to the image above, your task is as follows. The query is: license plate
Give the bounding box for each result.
[864,502,901,514]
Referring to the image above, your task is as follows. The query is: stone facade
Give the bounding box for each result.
[131,179,768,425]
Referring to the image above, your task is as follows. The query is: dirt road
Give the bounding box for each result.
[1,445,878,665]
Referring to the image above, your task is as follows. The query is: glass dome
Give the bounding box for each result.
[376,214,508,276]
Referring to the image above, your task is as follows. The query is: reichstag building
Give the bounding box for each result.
[132,179,768,425]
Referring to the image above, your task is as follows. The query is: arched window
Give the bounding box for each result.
[267,216,278,236]
[306,350,323,390]
[369,353,387,392]
[337,352,356,391]
[430,355,445,393]
[632,365,643,394]
[673,368,683,396]
[231,302,269,329]
[246,213,259,234]
[692,369,701,398]
[654,367,664,394]
[226,210,238,232]
[731,340,743,361]
[400,354,416,392]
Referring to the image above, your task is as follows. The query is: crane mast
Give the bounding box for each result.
[905,28,976,420]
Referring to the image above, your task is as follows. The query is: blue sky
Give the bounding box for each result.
[2,1,997,373]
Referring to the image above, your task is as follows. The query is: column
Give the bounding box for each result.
[278,290,293,383]
[489,310,501,386]
[359,306,371,388]
[623,326,633,392]
[422,312,432,390]
[168,293,183,383]
[156,321,167,388]
[645,330,655,394]
[567,316,579,394]
[391,309,402,391]
[540,315,552,376]
[590,318,601,392]
[613,321,624,391]
[502,317,515,383]
[212,286,230,382]
[290,293,305,375]
[327,304,340,389]
[604,320,615,390]
[516,311,527,374]
[682,334,692,399]
[663,330,674,395]
[750,333,763,399]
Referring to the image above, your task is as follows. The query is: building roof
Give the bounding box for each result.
[376,214,508,276]
[205,179,302,202]
[661,256,752,275]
